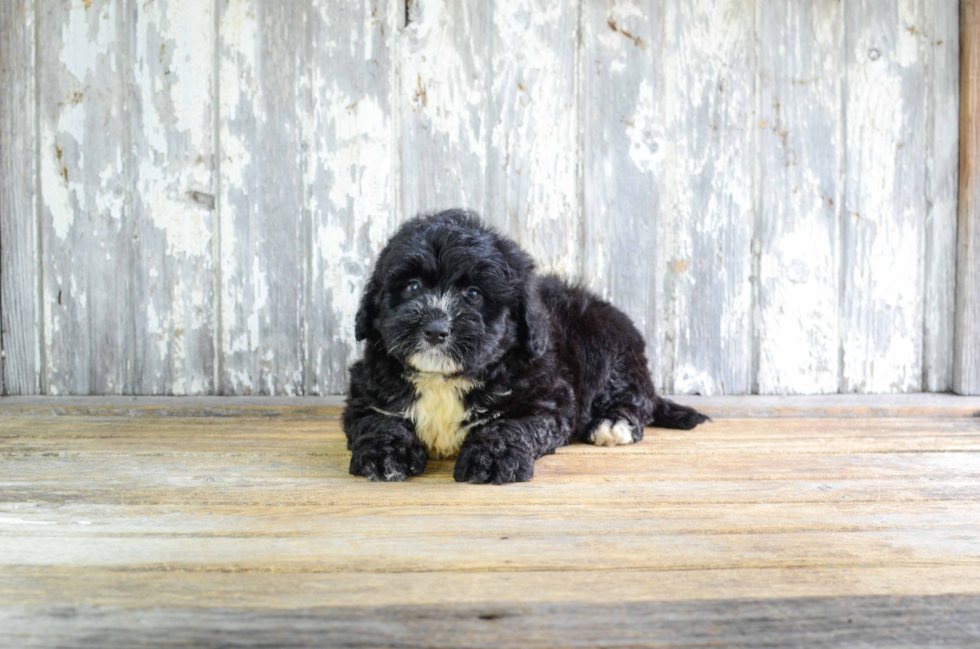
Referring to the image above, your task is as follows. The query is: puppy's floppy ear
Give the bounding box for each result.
[517,278,549,358]
[354,275,381,342]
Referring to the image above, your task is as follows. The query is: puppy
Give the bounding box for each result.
[343,209,709,484]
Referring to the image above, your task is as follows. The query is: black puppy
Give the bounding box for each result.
[343,210,709,484]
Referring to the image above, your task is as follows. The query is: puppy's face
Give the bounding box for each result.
[356,212,542,375]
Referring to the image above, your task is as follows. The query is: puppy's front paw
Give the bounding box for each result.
[350,438,427,482]
[454,435,534,485]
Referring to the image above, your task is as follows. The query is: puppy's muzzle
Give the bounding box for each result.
[422,318,451,345]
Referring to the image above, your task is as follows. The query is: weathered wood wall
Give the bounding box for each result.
[0,0,967,395]
[956,0,980,395]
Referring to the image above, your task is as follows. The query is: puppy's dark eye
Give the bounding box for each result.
[407,281,421,293]
[465,287,482,302]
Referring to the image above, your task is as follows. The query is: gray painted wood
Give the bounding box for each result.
[306,0,397,395]
[661,0,755,395]
[956,0,980,395]
[0,0,968,395]
[218,0,307,395]
[398,0,490,221]
[4,595,980,648]
[37,0,135,395]
[756,1,843,395]
[131,0,215,395]
[486,0,581,277]
[923,0,960,393]
[0,2,38,395]
[841,0,929,393]
[582,0,665,389]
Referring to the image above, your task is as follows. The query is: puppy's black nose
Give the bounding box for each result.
[422,320,451,345]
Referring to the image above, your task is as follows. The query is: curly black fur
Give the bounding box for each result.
[343,210,709,484]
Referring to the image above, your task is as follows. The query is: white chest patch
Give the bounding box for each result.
[406,373,477,459]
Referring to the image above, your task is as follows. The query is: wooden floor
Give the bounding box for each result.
[2,395,979,648]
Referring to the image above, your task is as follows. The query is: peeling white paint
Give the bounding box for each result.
[626,80,660,173]
[13,0,957,397]
[59,2,115,84]
[489,0,579,277]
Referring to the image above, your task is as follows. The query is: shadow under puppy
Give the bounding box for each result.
[344,210,709,484]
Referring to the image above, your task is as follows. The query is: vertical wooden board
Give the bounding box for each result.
[0,2,38,395]
[218,0,307,395]
[131,0,215,395]
[921,0,959,392]
[581,0,664,387]
[956,0,980,395]
[398,0,490,220]
[37,0,134,394]
[486,0,580,277]
[306,0,396,395]
[842,0,928,393]
[661,0,754,394]
[756,1,843,394]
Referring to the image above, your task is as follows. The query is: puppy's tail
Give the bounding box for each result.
[649,397,711,430]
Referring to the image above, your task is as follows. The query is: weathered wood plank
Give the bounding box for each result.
[4,595,980,649]
[4,415,980,455]
[955,0,980,395]
[661,0,754,394]
[486,0,580,276]
[2,565,979,609]
[2,415,979,510]
[3,476,976,508]
[3,394,979,418]
[756,2,843,394]
[37,0,136,395]
[923,0,960,392]
[6,446,979,487]
[842,0,929,393]
[218,0,307,395]
[306,0,396,395]
[582,0,664,388]
[131,0,215,395]
[3,522,978,572]
[6,500,980,538]
[398,0,490,219]
[0,2,37,395]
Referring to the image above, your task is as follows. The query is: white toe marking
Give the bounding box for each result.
[590,420,616,447]
[590,419,634,446]
[611,420,634,445]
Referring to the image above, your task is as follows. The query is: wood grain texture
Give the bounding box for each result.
[37,0,135,395]
[3,595,980,649]
[0,2,38,395]
[0,405,979,646]
[0,1,970,397]
[398,0,490,219]
[486,0,581,277]
[306,0,396,395]
[842,0,929,393]
[756,2,843,395]
[662,0,754,394]
[131,0,215,395]
[923,0,960,392]
[956,0,980,395]
[218,0,307,395]
[582,0,664,388]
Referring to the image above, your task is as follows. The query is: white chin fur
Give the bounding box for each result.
[407,349,460,374]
